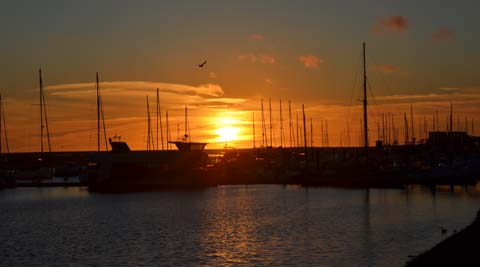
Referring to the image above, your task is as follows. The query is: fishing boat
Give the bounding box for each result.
[88,137,211,192]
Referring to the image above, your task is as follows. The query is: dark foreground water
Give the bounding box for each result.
[1,185,480,267]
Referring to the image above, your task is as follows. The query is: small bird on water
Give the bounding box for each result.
[440,227,447,234]
[198,60,207,67]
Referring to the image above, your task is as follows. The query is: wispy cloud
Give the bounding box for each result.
[46,81,225,98]
[372,64,402,74]
[438,87,459,92]
[432,27,455,42]
[249,33,265,41]
[298,55,323,68]
[372,15,409,34]
[237,53,276,64]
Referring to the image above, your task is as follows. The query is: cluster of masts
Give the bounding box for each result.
[253,98,331,150]
[0,43,476,153]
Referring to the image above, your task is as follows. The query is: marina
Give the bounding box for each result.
[2,2,480,265]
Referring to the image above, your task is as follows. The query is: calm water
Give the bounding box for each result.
[1,185,480,267]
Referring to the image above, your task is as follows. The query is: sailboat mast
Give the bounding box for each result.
[404,113,409,144]
[450,104,453,133]
[362,43,368,150]
[146,96,151,151]
[156,88,159,150]
[269,97,273,147]
[0,95,8,153]
[279,100,283,147]
[310,117,313,147]
[166,110,170,150]
[96,72,100,152]
[288,100,292,147]
[0,94,2,154]
[252,112,255,149]
[302,104,307,155]
[184,106,188,140]
[261,99,266,147]
[39,69,44,153]
[410,104,415,143]
[347,121,351,147]
[296,113,299,148]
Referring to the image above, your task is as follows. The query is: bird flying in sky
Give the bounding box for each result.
[198,61,207,67]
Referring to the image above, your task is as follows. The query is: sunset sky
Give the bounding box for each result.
[0,0,479,151]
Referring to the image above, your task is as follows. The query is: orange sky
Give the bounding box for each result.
[1,1,479,152]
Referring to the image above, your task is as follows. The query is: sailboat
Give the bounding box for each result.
[88,84,211,192]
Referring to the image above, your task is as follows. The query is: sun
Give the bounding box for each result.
[216,126,240,142]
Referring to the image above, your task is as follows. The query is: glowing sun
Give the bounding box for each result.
[216,126,240,142]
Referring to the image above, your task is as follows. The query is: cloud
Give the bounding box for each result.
[46,81,225,98]
[432,27,455,42]
[372,64,401,74]
[374,89,480,105]
[298,55,323,68]
[249,34,265,41]
[438,87,459,92]
[372,16,409,34]
[259,55,275,64]
[238,53,276,64]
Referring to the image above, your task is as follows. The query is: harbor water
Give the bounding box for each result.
[1,185,480,267]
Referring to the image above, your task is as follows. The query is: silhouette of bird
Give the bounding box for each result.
[198,61,207,68]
